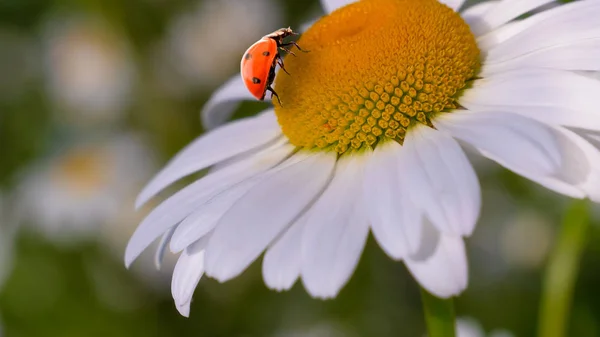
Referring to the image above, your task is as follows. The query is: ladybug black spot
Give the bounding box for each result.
[252,77,261,84]
[262,51,270,56]
[245,53,252,60]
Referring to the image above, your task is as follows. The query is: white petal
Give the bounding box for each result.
[461,70,600,131]
[136,111,281,208]
[262,211,309,291]
[438,0,466,11]
[405,223,468,298]
[461,1,498,28]
[171,239,208,317]
[125,141,293,267]
[301,154,370,299]
[402,126,481,236]
[436,112,558,176]
[169,176,260,253]
[476,2,560,51]
[363,141,422,259]
[477,21,531,52]
[469,0,555,36]
[525,176,586,199]
[482,38,600,75]
[484,1,600,63]
[559,129,600,202]
[205,151,337,282]
[200,75,257,130]
[578,71,600,81]
[462,1,498,17]
[320,0,356,14]
[155,227,176,270]
[205,122,282,174]
[436,111,589,198]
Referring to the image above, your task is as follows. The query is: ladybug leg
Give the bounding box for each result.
[267,86,282,106]
[280,45,297,57]
[281,41,309,53]
[276,54,291,75]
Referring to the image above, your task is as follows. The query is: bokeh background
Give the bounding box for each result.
[0,0,598,336]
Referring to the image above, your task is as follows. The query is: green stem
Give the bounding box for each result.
[421,288,456,337]
[538,199,590,337]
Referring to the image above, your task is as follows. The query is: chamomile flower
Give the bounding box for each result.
[17,134,154,243]
[127,0,600,316]
[43,15,135,125]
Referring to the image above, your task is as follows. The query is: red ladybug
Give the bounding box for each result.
[240,27,304,105]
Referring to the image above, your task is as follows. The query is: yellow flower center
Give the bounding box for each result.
[274,0,480,153]
[53,147,109,196]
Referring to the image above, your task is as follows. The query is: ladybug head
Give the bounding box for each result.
[264,27,298,43]
[282,27,298,36]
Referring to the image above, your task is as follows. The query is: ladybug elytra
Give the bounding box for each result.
[240,27,305,105]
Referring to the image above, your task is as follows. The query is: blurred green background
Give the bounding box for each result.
[0,0,598,336]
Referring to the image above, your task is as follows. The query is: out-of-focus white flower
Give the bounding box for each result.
[15,133,175,294]
[42,14,135,125]
[500,211,554,270]
[155,0,283,94]
[17,134,154,243]
[456,317,515,337]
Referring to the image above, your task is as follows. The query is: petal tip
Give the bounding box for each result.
[176,302,191,317]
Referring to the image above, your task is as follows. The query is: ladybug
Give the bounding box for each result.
[240,27,305,105]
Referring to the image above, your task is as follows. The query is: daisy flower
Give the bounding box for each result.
[126,0,600,316]
[499,210,553,270]
[18,134,154,243]
[43,14,135,125]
